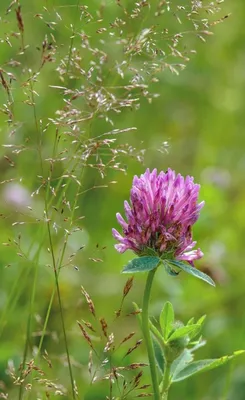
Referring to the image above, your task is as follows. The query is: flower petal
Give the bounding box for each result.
[177,248,204,262]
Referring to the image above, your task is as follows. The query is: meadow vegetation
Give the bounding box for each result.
[0,1,245,399]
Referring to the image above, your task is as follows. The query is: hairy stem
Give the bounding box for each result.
[142,269,160,400]
[161,361,171,400]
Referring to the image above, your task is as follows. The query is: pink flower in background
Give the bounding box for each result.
[3,183,30,208]
[112,168,204,265]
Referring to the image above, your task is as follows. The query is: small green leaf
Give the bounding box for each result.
[172,350,245,382]
[160,301,175,341]
[133,302,165,347]
[167,260,215,287]
[149,320,165,345]
[188,316,206,341]
[186,317,194,326]
[197,315,206,325]
[153,337,165,374]
[168,325,199,342]
[122,256,160,274]
[164,262,180,276]
[170,349,194,379]
[190,339,206,353]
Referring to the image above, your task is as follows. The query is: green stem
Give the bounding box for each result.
[37,287,55,355]
[142,269,160,400]
[18,257,39,400]
[46,219,76,399]
[161,361,171,400]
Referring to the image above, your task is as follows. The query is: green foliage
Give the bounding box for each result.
[153,337,165,374]
[151,301,245,394]
[172,351,245,383]
[0,0,244,399]
[168,324,198,342]
[123,256,215,288]
[164,259,216,286]
[122,256,160,273]
[160,301,175,341]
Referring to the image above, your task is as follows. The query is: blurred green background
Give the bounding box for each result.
[0,0,245,399]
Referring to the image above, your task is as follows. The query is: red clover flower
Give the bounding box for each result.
[112,168,204,265]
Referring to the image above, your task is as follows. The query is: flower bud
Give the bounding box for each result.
[164,321,189,363]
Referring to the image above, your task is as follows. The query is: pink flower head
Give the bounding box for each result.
[112,168,204,265]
